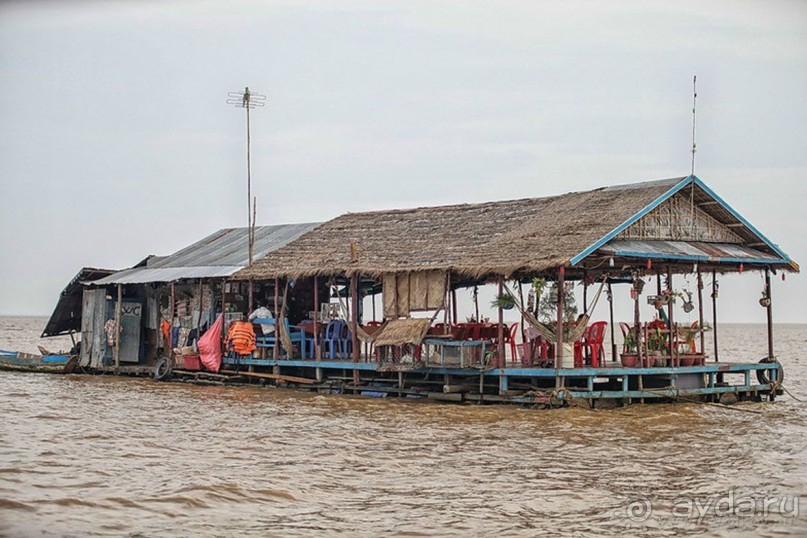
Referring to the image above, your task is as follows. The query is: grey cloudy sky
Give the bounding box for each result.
[1,0,805,324]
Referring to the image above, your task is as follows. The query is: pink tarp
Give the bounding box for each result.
[198,314,224,372]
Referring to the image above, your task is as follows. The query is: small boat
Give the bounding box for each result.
[0,350,77,374]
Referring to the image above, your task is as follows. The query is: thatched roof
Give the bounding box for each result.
[238,177,688,280]
[372,318,432,346]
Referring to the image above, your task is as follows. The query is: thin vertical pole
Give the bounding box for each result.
[765,269,774,360]
[451,288,458,325]
[371,289,376,322]
[555,266,565,387]
[350,274,360,384]
[114,283,122,368]
[497,278,505,368]
[313,276,320,361]
[248,279,254,313]
[634,277,642,367]
[517,281,526,344]
[246,105,253,266]
[582,270,588,314]
[474,286,479,322]
[196,280,204,344]
[712,270,719,362]
[666,266,675,365]
[697,268,705,355]
[608,283,616,363]
[170,282,176,351]
[273,278,279,360]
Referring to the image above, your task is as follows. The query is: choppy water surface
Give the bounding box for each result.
[1,317,806,537]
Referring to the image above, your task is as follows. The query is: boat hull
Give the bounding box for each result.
[0,350,77,374]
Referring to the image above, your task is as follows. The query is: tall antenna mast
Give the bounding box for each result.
[227,86,266,266]
[691,75,697,176]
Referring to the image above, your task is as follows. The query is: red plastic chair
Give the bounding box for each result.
[585,321,607,367]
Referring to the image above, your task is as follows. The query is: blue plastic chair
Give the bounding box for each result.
[324,320,350,359]
[254,318,308,359]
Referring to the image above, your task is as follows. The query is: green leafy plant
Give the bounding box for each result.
[537,282,578,327]
[491,293,516,310]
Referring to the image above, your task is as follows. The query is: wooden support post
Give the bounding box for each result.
[608,283,616,363]
[474,286,479,322]
[582,270,588,314]
[313,276,320,361]
[497,278,505,393]
[196,279,203,341]
[451,288,458,325]
[697,268,705,356]
[371,289,376,322]
[517,281,526,344]
[634,276,642,368]
[712,270,719,362]
[765,269,774,360]
[170,282,176,351]
[351,274,360,385]
[114,283,122,369]
[273,278,280,360]
[667,266,675,365]
[248,279,254,313]
[555,266,565,388]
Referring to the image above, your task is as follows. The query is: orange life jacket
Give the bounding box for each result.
[227,321,256,355]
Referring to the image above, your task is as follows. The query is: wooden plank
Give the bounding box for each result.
[220,369,316,384]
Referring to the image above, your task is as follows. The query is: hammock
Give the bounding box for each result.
[330,281,379,343]
[502,276,608,344]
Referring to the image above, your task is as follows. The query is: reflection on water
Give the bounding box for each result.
[1,317,806,537]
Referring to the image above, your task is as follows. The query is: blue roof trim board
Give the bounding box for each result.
[569,176,693,266]
[691,177,791,263]
[570,175,793,268]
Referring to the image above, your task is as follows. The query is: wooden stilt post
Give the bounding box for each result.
[697,268,705,356]
[273,278,280,360]
[634,276,642,368]
[666,267,675,366]
[114,283,122,369]
[712,270,718,362]
[350,274,360,385]
[608,282,616,363]
[765,269,774,360]
[555,266,565,388]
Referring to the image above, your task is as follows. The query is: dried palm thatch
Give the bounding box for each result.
[372,318,432,346]
[237,178,686,281]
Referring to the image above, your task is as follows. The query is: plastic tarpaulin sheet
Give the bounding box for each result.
[198,314,223,372]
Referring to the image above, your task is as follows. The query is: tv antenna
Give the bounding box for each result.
[227,86,267,266]
[691,75,697,176]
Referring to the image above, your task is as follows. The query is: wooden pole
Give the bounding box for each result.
[765,269,774,360]
[313,276,320,361]
[196,280,203,341]
[170,282,176,352]
[371,289,376,322]
[517,281,526,344]
[697,268,705,355]
[114,283,122,368]
[248,279,254,313]
[666,266,675,366]
[634,277,642,367]
[712,270,718,362]
[273,278,280,360]
[451,288,458,325]
[583,270,588,314]
[497,278,505,368]
[350,274,360,385]
[474,286,479,322]
[608,282,616,363]
[555,266,565,387]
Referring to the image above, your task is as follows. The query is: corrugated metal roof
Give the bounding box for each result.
[600,240,786,264]
[91,223,320,285]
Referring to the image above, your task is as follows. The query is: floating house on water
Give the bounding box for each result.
[70,224,319,372]
[45,175,797,407]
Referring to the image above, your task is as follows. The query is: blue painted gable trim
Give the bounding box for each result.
[692,177,791,263]
[570,176,693,266]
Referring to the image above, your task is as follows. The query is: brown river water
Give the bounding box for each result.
[1,316,806,537]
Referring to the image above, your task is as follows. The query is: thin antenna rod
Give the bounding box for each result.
[227,86,266,266]
[691,75,697,176]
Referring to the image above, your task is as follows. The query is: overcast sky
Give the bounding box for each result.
[1,0,805,324]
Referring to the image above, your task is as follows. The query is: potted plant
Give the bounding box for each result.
[620,330,639,367]
[647,328,669,367]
